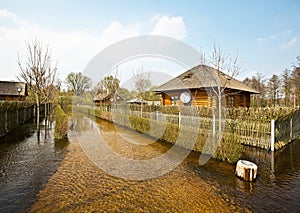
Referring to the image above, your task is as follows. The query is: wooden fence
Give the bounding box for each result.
[275,107,300,148]
[0,102,50,137]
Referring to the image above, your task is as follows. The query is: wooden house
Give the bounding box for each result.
[93,92,123,105]
[126,98,148,105]
[0,81,28,101]
[154,65,259,108]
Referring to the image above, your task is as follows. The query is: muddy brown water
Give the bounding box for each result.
[0,113,299,212]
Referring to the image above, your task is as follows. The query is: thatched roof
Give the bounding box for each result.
[93,93,123,102]
[126,98,147,104]
[155,64,259,94]
[93,93,113,102]
[0,81,28,96]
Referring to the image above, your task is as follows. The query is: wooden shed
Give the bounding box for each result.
[154,65,259,108]
[0,81,28,101]
[93,92,123,105]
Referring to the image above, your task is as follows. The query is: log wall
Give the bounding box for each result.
[161,89,252,108]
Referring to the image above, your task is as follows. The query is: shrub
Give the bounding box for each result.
[213,133,243,163]
[54,105,68,139]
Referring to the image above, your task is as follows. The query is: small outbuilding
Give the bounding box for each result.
[93,92,123,105]
[0,81,28,101]
[126,98,148,105]
[154,65,259,108]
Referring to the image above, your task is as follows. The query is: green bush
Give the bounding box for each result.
[55,105,68,139]
[213,133,243,163]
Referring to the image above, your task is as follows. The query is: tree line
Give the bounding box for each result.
[17,39,300,109]
[243,56,300,107]
[64,71,160,103]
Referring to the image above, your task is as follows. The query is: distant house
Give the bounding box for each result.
[93,92,123,105]
[0,81,28,101]
[126,98,147,105]
[126,98,161,106]
[154,65,259,108]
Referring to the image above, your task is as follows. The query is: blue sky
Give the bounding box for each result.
[0,0,299,85]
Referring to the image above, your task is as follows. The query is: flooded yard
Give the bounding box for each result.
[0,113,299,212]
[0,122,68,212]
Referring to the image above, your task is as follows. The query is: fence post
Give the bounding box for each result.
[178,111,181,128]
[213,114,216,138]
[5,109,8,132]
[156,110,158,121]
[23,107,25,123]
[290,118,293,140]
[271,119,275,151]
[16,108,18,127]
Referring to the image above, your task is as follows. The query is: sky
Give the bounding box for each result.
[0,0,299,88]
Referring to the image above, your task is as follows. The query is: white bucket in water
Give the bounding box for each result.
[235,160,258,182]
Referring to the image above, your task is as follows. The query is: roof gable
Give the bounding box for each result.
[0,81,28,96]
[155,65,259,94]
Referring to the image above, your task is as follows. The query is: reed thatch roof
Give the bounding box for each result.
[126,98,147,104]
[155,64,259,94]
[93,93,123,102]
[93,93,112,102]
[0,81,28,96]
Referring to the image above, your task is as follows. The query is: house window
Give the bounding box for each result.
[229,96,235,108]
[171,96,178,106]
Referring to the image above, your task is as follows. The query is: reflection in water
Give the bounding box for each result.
[0,122,68,212]
[70,113,300,211]
[2,111,299,212]
[31,113,240,212]
[196,140,300,212]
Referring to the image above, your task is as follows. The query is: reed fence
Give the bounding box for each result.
[75,104,297,151]
[111,109,273,149]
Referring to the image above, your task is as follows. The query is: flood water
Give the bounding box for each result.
[0,122,68,212]
[0,113,300,212]
[190,140,300,212]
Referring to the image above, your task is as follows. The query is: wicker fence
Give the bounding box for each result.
[106,105,300,149]
[85,104,296,150]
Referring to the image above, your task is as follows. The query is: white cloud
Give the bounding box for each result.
[0,9,24,26]
[256,30,291,44]
[0,9,189,84]
[0,9,142,82]
[256,34,278,43]
[150,16,187,40]
[278,37,298,49]
[285,37,297,47]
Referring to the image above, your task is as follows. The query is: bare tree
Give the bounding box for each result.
[268,74,280,107]
[253,73,267,107]
[202,44,240,134]
[243,73,267,107]
[18,39,57,141]
[132,67,151,117]
[198,44,241,161]
[291,56,300,107]
[281,69,292,107]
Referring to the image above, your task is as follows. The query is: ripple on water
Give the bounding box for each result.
[0,123,68,212]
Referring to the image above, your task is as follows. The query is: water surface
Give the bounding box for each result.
[1,113,300,212]
[0,123,68,212]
